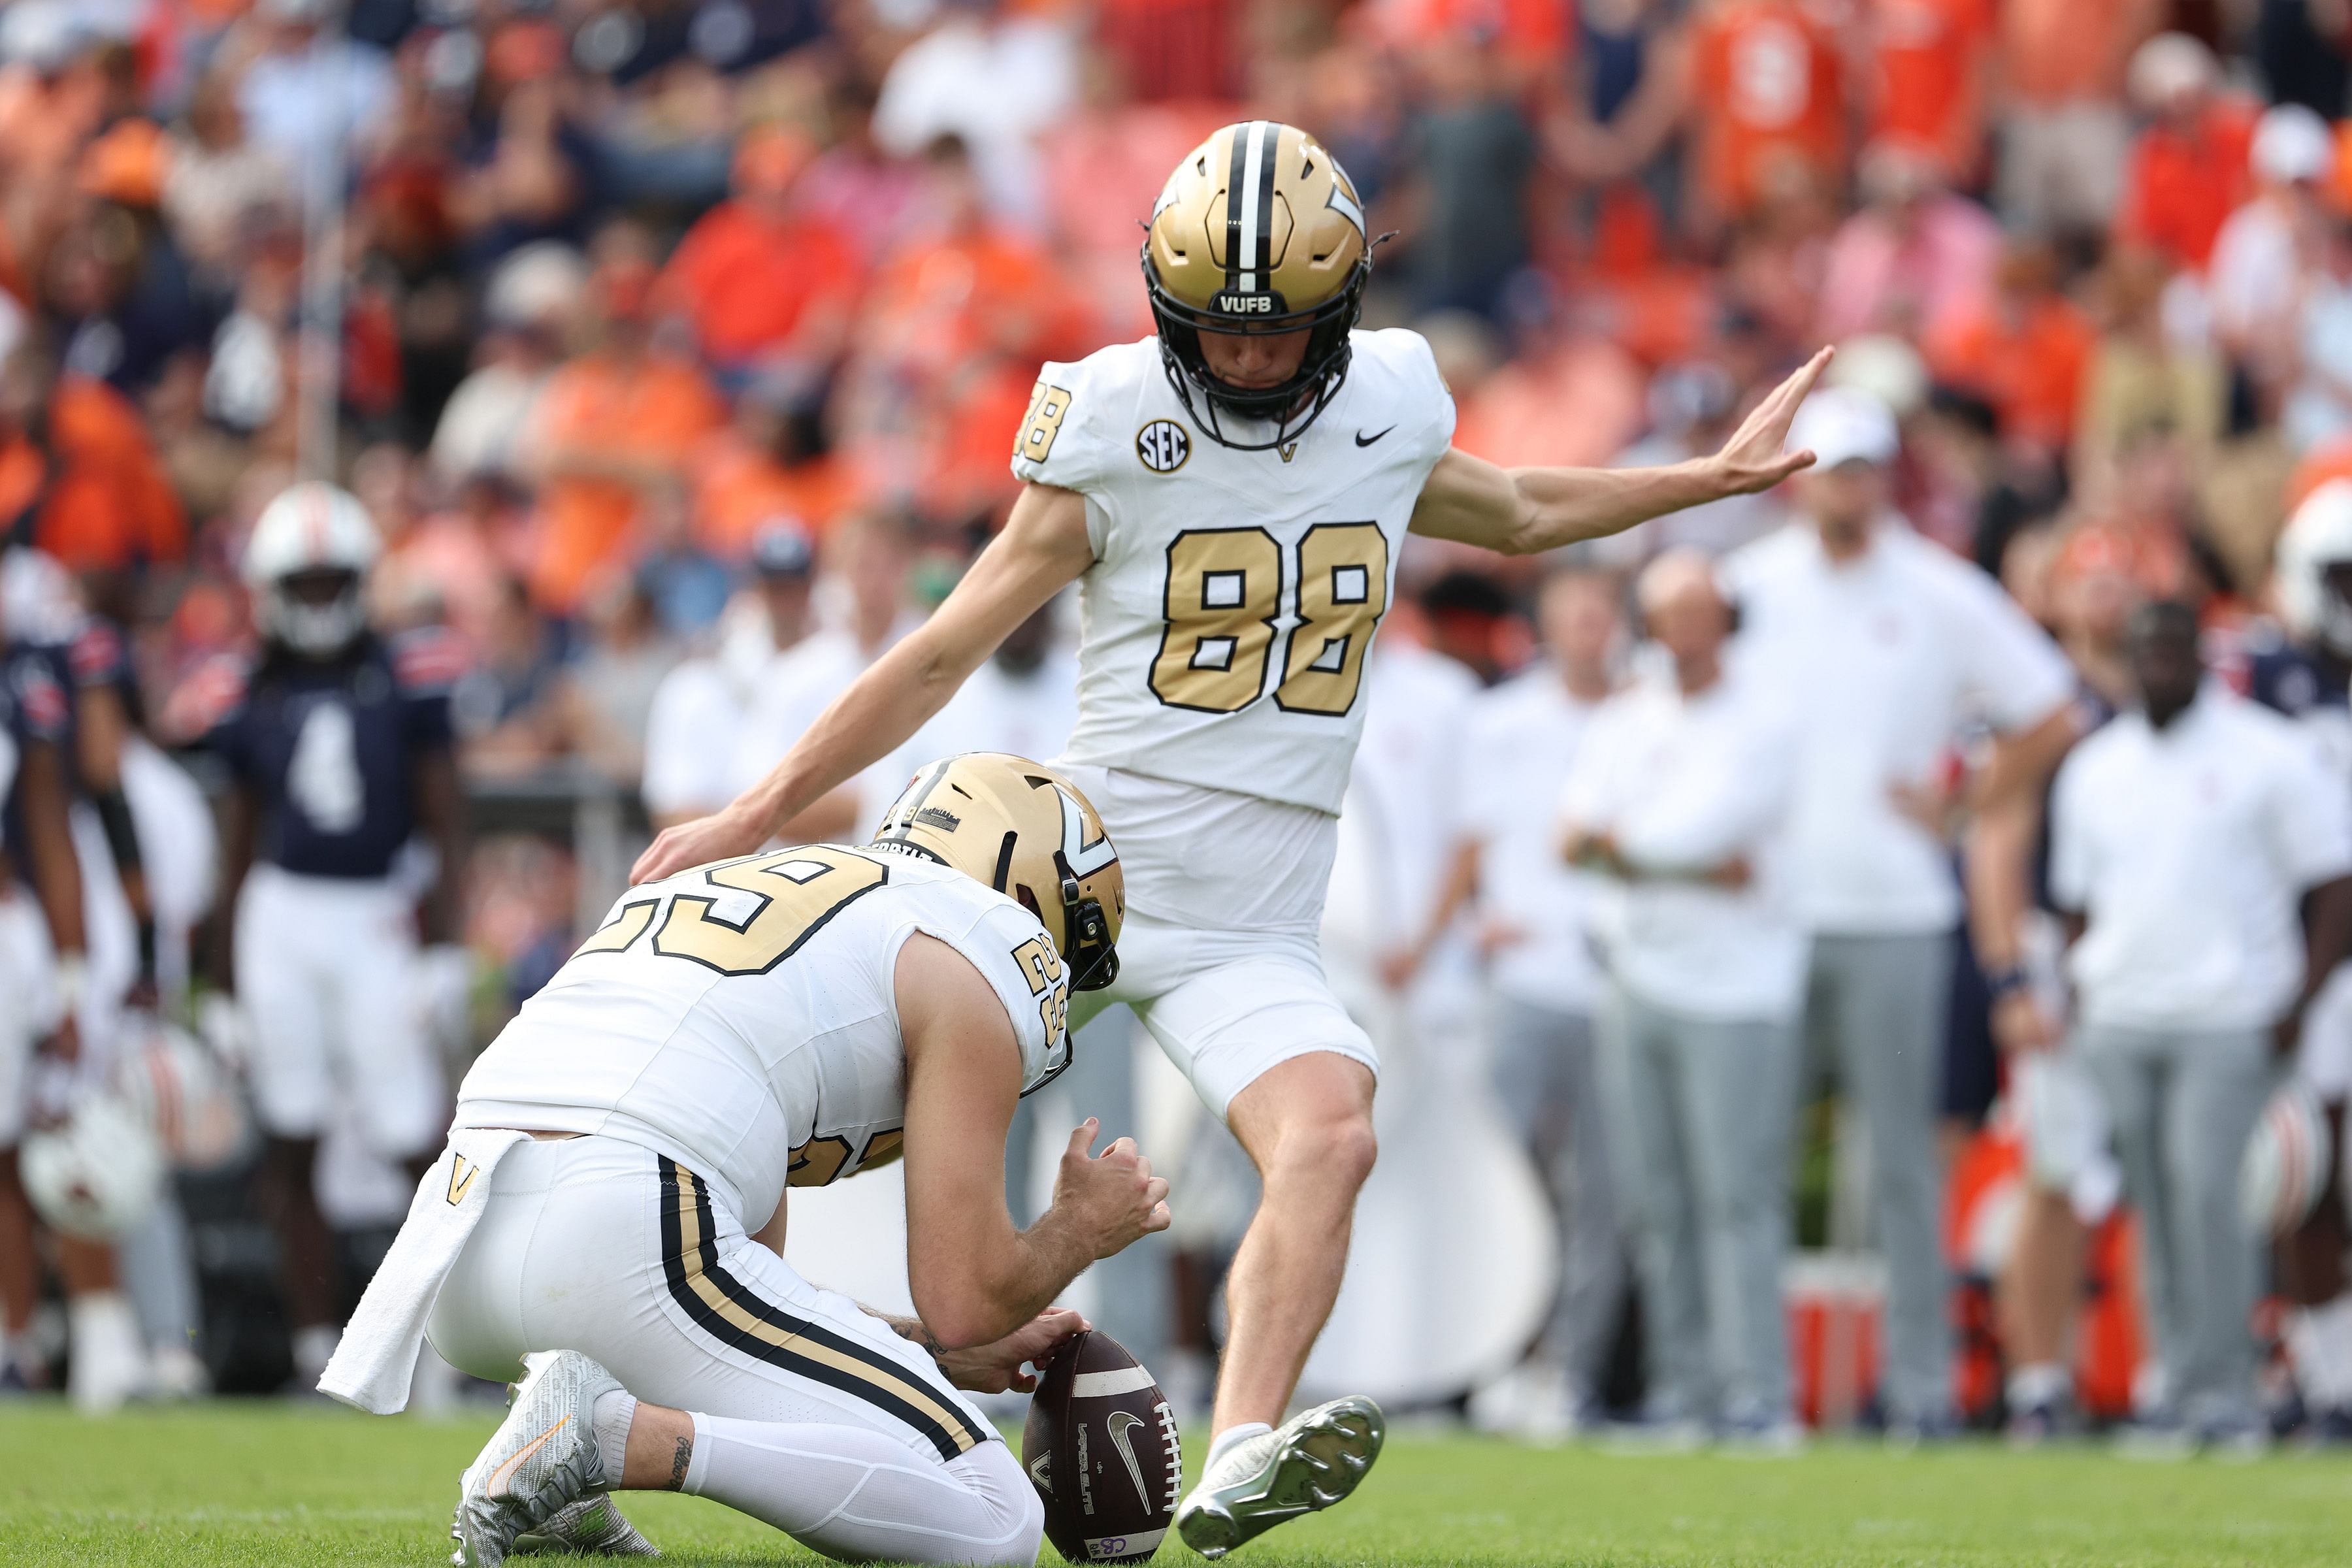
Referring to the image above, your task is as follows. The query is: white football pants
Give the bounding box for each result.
[234,865,442,1157]
[427,1135,1040,1565]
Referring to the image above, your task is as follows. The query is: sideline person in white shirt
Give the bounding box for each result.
[727,514,919,824]
[642,521,818,831]
[2050,600,2352,1445]
[1560,551,1807,1445]
[1391,568,1625,1432]
[1722,387,2075,1435]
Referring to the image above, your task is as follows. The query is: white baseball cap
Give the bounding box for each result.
[1788,385,1899,472]
[2253,103,2335,187]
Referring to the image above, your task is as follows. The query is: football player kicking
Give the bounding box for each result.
[418,754,1162,1566]
[636,120,1831,1557]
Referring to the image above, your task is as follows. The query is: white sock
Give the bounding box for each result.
[1206,1421,1273,1471]
[2289,1295,2352,1409]
[593,1390,638,1482]
[2006,1362,2068,1412]
[683,1413,1039,1564]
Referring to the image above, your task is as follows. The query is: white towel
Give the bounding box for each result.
[319,1127,528,1413]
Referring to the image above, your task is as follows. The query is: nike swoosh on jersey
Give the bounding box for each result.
[486,1417,569,1497]
[1354,427,1395,447]
[1107,1410,1151,1509]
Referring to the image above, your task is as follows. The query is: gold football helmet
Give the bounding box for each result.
[1143,119,1371,451]
[870,753,1124,991]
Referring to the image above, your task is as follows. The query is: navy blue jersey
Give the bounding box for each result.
[2242,639,2349,723]
[0,640,73,858]
[61,613,145,729]
[204,630,459,880]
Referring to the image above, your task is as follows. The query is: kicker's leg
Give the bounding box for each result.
[1217,1052,1377,1433]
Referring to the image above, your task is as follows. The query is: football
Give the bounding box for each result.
[1023,1330,1183,1564]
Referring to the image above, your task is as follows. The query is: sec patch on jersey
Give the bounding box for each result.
[1023,1330,1182,1564]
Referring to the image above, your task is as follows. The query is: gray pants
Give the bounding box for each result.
[1599,987,1799,1425]
[1490,996,1624,1402]
[1005,1007,1169,1371]
[2080,1023,2274,1427]
[1805,930,1953,1422]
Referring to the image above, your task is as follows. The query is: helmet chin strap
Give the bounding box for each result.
[1058,871,1120,992]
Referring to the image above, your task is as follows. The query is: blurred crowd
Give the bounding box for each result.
[13,0,2352,1451]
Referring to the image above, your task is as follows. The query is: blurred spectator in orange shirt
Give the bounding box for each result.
[2114,33,2258,273]
[693,378,862,557]
[0,333,187,574]
[1994,0,2159,238]
[1924,242,2095,455]
[1688,0,1846,233]
[835,136,1083,497]
[519,227,723,615]
[860,137,1081,383]
[1816,139,1999,346]
[660,126,860,384]
[0,5,112,190]
[1863,0,1994,184]
[1452,284,1646,471]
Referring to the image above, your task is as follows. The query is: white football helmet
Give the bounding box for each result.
[2276,479,2352,658]
[20,1092,165,1239]
[115,1015,252,1173]
[2241,1080,2333,1238]
[243,481,382,657]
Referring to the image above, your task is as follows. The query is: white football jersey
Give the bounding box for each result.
[1011,329,1456,815]
[455,846,1071,1227]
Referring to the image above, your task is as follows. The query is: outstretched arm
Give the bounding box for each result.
[630,482,1095,883]
[1409,346,1832,555]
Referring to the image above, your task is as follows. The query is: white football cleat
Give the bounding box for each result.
[1175,1396,1383,1560]
[451,1351,621,1567]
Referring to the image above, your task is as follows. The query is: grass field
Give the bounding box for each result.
[5,1402,2352,1566]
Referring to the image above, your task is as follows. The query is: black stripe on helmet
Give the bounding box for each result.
[1252,122,1279,279]
[1224,122,1250,289]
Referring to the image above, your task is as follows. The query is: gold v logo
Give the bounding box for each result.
[1278,442,1299,463]
[446,1154,478,1207]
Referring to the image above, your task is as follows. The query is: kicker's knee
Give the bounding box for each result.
[1269,1111,1377,1194]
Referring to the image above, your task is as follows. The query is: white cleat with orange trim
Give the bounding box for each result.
[451,1350,622,1567]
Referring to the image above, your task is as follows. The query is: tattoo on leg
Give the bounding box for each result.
[668,1435,692,1492]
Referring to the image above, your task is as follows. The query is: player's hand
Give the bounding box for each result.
[1993,992,2061,1055]
[631,801,768,885]
[1376,947,1420,992]
[1053,1119,1171,1260]
[1703,346,1834,498]
[935,1306,1089,1394]
[1703,854,1754,890]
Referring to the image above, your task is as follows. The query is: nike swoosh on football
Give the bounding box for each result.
[1107,1410,1151,1509]
[486,1417,569,1497]
[1354,427,1396,447]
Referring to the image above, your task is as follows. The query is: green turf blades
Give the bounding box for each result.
[11,1408,2352,1565]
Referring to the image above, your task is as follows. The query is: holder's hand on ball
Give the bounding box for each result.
[1054,1118,1172,1260]
[938,1305,1090,1394]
